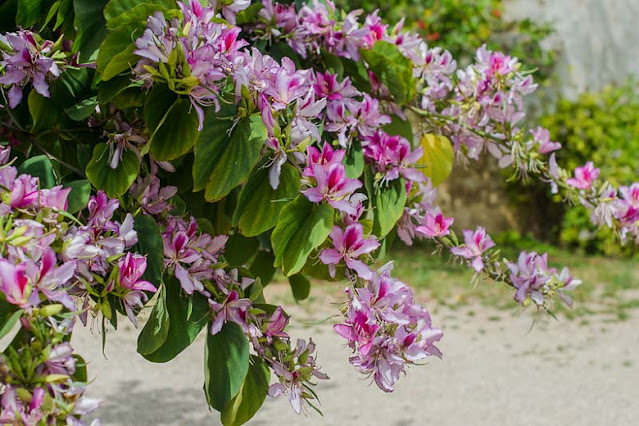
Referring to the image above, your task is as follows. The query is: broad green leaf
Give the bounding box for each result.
[271,195,334,276]
[233,162,300,237]
[142,278,209,363]
[383,115,414,144]
[360,41,416,105]
[28,90,61,133]
[65,96,98,121]
[96,21,141,80]
[204,322,250,412]
[137,284,169,355]
[224,234,259,267]
[18,155,55,189]
[288,274,310,301]
[234,2,262,26]
[133,215,164,286]
[98,76,144,108]
[193,113,267,202]
[144,87,200,161]
[106,3,172,30]
[104,0,175,21]
[344,138,364,179]
[85,143,140,197]
[366,170,407,238]
[16,0,42,28]
[221,357,270,426]
[418,134,454,186]
[73,0,109,63]
[63,179,91,213]
[249,251,276,286]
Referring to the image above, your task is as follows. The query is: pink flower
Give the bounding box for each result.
[320,224,379,280]
[334,309,379,356]
[415,211,454,238]
[0,259,36,308]
[530,126,561,154]
[0,31,61,108]
[450,227,495,272]
[118,254,156,292]
[566,161,599,190]
[303,141,345,178]
[302,163,362,214]
[209,290,252,335]
[264,306,289,341]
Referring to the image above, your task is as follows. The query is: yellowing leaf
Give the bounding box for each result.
[418,134,454,186]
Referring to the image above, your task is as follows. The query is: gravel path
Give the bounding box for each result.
[77,284,639,426]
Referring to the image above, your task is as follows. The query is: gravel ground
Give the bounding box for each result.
[77,284,639,426]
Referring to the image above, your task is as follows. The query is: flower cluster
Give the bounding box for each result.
[0,149,120,424]
[363,131,425,183]
[507,251,582,308]
[335,263,442,392]
[0,30,63,109]
[302,143,363,215]
[133,1,249,127]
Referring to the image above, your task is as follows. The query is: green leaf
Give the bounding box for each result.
[288,274,310,301]
[0,304,23,341]
[28,90,61,133]
[344,138,364,179]
[368,172,407,238]
[224,234,259,267]
[104,0,175,21]
[18,155,55,189]
[106,3,172,30]
[233,162,300,237]
[96,21,141,80]
[249,251,276,286]
[418,134,454,186]
[271,195,334,276]
[142,278,209,363]
[133,215,164,286]
[360,41,416,105]
[137,284,169,355]
[235,2,262,25]
[383,115,414,145]
[65,96,98,121]
[193,113,267,202]
[144,86,200,161]
[71,355,87,383]
[98,76,144,108]
[85,143,139,197]
[204,322,250,412]
[73,0,109,63]
[63,179,91,213]
[221,357,270,426]
[16,0,42,28]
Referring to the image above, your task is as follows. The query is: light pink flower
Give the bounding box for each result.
[450,227,495,272]
[566,161,599,190]
[320,224,379,280]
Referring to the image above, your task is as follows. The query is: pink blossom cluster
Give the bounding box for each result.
[302,142,363,215]
[363,130,425,183]
[397,179,454,246]
[507,251,582,308]
[335,263,442,392]
[133,1,249,127]
[0,30,62,108]
[0,148,127,424]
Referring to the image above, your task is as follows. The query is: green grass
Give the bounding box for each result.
[388,243,639,320]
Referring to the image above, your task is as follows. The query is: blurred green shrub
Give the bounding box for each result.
[335,0,558,80]
[542,82,639,256]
